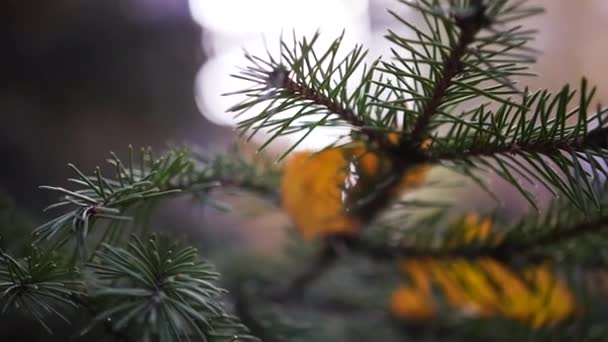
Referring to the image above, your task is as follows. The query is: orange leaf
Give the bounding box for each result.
[391,216,577,328]
[390,285,436,321]
[281,148,360,240]
[281,143,429,239]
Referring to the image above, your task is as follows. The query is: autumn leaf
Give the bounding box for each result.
[281,147,361,240]
[447,213,504,248]
[391,286,436,321]
[280,141,429,240]
[390,215,577,328]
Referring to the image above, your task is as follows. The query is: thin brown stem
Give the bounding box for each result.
[282,77,365,130]
[269,214,608,304]
[281,77,394,150]
[344,236,508,261]
[345,214,608,264]
[512,215,608,253]
[430,124,608,165]
[408,6,488,143]
[433,139,584,160]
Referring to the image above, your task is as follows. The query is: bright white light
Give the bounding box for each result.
[189,0,372,150]
[189,0,369,36]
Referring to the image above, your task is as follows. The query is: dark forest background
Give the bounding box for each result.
[0,0,230,212]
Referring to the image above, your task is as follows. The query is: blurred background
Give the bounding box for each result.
[1,0,608,340]
[0,0,605,212]
[2,0,607,211]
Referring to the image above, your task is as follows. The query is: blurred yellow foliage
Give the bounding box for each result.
[281,141,429,239]
[447,214,503,247]
[281,147,361,239]
[391,214,577,328]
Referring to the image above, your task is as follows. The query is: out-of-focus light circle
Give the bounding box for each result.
[194,35,356,150]
[189,0,372,150]
[189,0,369,36]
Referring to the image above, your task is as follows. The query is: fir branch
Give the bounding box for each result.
[505,215,608,256]
[192,144,281,203]
[35,147,188,257]
[227,32,401,155]
[277,67,391,149]
[278,67,365,129]
[432,81,607,160]
[408,1,489,142]
[0,249,82,333]
[345,236,501,261]
[495,189,608,266]
[84,234,255,342]
[36,146,280,258]
[226,1,542,156]
[9,0,608,340]
[428,79,608,210]
[286,204,608,291]
[360,203,608,265]
[379,0,541,148]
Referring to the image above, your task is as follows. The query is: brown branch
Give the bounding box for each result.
[267,214,608,305]
[408,5,488,143]
[282,77,365,130]
[278,73,396,150]
[512,215,608,253]
[432,140,582,160]
[343,236,509,261]
[346,213,608,264]
[259,2,608,298]
[431,124,608,161]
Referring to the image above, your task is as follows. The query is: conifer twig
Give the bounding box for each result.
[408,2,489,143]
[347,213,608,264]
[273,68,365,130]
[273,67,393,149]
[434,123,608,160]
[434,140,584,160]
[510,215,608,253]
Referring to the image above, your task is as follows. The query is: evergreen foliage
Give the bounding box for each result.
[3,0,608,341]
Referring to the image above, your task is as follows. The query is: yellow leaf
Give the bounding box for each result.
[430,265,469,308]
[448,260,500,317]
[281,142,429,239]
[450,214,503,247]
[524,264,576,328]
[479,258,531,319]
[400,260,432,295]
[391,216,577,328]
[390,285,436,321]
[281,148,361,240]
